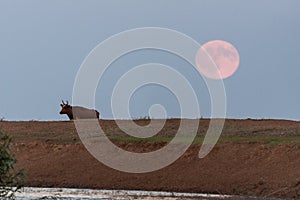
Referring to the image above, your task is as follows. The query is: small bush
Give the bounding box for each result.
[0,130,24,199]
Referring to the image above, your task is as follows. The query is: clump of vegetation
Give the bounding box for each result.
[0,130,24,199]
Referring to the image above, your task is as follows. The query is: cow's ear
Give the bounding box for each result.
[60,104,63,107]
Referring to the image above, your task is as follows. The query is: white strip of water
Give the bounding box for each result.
[15,187,234,199]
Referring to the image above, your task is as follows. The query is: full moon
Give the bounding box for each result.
[195,40,240,80]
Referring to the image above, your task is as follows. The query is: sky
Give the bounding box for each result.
[0,0,299,121]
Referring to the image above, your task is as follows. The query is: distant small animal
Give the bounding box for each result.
[59,100,99,120]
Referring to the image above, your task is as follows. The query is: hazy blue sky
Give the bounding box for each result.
[0,1,299,121]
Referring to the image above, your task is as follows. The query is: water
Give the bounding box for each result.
[15,187,284,200]
[15,187,233,200]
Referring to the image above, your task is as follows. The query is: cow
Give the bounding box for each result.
[59,100,99,120]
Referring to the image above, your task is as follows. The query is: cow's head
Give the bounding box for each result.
[60,100,73,119]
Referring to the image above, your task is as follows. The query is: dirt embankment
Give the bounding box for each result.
[0,119,299,199]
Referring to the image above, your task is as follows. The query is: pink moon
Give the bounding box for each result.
[195,40,240,80]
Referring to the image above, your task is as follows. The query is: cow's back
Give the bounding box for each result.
[72,106,99,119]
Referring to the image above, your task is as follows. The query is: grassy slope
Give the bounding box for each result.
[109,135,300,144]
[0,119,299,145]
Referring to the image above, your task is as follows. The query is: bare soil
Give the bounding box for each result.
[1,119,300,199]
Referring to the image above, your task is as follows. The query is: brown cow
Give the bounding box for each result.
[59,100,99,120]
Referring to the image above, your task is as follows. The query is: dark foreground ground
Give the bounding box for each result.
[0,119,299,199]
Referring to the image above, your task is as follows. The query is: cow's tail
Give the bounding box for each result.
[96,110,100,119]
